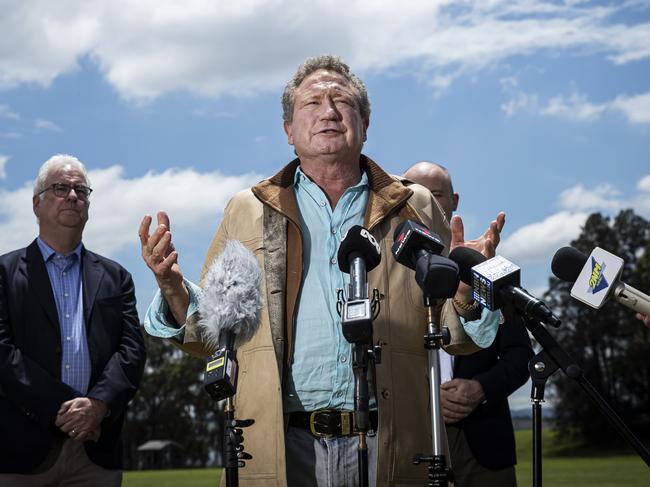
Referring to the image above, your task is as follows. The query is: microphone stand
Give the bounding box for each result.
[412,295,452,487]
[522,314,650,487]
[204,336,254,487]
[338,257,382,487]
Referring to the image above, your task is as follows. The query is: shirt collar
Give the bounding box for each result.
[293,165,369,190]
[36,237,83,262]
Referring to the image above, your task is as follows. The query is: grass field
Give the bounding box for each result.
[514,429,649,486]
[124,468,222,487]
[123,429,649,486]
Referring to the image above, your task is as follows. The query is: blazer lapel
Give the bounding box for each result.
[81,248,105,325]
[25,240,60,333]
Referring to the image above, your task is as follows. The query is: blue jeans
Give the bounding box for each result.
[285,425,378,487]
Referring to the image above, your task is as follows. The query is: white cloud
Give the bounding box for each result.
[610,91,650,124]
[500,178,650,263]
[638,175,650,192]
[541,92,606,121]
[499,76,519,89]
[500,211,589,263]
[558,184,623,212]
[35,119,62,132]
[1,1,649,100]
[503,89,650,124]
[0,165,262,257]
[0,155,8,179]
[501,92,539,117]
[633,175,650,216]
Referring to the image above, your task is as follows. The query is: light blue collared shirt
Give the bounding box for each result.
[37,238,90,395]
[283,167,370,413]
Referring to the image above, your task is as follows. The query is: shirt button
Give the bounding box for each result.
[330,258,336,265]
[64,293,69,297]
[340,355,347,363]
[66,336,71,341]
[62,272,66,275]
[331,228,337,235]
[65,314,70,318]
[65,364,71,369]
[336,391,343,398]
[320,201,327,207]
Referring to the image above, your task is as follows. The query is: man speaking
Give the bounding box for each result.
[141,56,503,486]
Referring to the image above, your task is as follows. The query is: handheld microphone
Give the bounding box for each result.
[199,240,263,401]
[551,246,650,316]
[449,247,561,327]
[337,225,381,343]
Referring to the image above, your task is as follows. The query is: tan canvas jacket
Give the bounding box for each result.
[178,156,478,486]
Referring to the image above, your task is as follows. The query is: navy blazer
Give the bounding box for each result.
[452,307,533,470]
[0,240,146,473]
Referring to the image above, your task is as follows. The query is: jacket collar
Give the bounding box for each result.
[25,240,60,332]
[24,240,105,329]
[251,154,413,230]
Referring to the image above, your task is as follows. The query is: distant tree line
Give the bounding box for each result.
[122,332,223,469]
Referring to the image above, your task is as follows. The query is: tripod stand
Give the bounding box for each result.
[523,314,650,487]
[412,295,453,487]
[204,347,254,487]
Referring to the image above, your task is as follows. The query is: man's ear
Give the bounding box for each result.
[33,194,40,215]
[284,120,294,145]
[452,192,459,213]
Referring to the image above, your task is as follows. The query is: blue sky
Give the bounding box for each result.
[1,0,649,407]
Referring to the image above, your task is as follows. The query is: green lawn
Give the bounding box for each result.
[124,430,649,486]
[124,468,221,487]
[514,429,649,486]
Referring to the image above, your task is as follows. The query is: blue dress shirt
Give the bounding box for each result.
[37,238,91,395]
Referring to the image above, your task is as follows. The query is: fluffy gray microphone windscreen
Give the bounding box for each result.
[198,240,263,350]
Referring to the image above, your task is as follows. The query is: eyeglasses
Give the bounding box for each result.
[38,183,93,200]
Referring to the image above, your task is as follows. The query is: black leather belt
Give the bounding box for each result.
[288,409,378,438]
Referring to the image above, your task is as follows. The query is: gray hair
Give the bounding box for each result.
[34,154,90,197]
[282,55,371,122]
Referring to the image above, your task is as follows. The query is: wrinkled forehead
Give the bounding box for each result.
[47,165,87,184]
[296,69,357,97]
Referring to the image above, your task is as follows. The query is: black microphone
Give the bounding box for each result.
[199,240,263,401]
[551,246,587,282]
[391,220,445,271]
[337,225,381,343]
[391,220,458,299]
[338,225,381,300]
[551,246,650,316]
[449,247,561,327]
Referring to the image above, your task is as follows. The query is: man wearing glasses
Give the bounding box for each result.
[0,154,146,486]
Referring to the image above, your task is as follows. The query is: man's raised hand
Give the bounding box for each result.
[139,211,189,325]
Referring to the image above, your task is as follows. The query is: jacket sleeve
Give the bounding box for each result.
[86,268,146,418]
[0,268,78,430]
[473,308,534,403]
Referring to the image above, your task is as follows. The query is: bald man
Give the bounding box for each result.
[404,162,533,487]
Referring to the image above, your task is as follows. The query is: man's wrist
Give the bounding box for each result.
[88,397,108,418]
[160,281,190,325]
[452,296,481,321]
